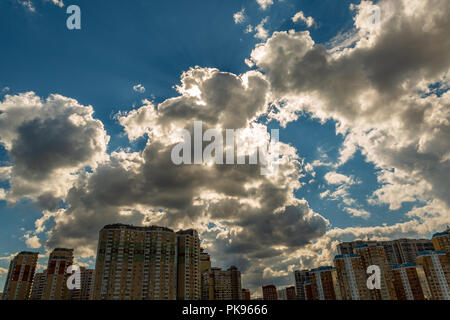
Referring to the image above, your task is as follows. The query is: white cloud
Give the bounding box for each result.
[292,11,315,28]
[250,0,450,213]
[256,0,274,10]
[324,171,355,185]
[133,84,146,93]
[24,234,41,249]
[48,0,64,7]
[0,92,109,205]
[343,207,371,219]
[254,17,269,40]
[233,9,246,24]
[15,0,35,12]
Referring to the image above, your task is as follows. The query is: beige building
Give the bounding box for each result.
[308,266,336,300]
[432,229,450,257]
[202,266,242,300]
[338,238,434,267]
[69,267,95,300]
[41,248,74,300]
[30,271,47,300]
[93,224,177,300]
[2,251,38,300]
[354,243,397,300]
[176,229,201,300]
[416,250,450,300]
[333,254,370,300]
[200,248,211,274]
[392,263,431,300]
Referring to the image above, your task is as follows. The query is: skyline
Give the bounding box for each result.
[2,223,448,300]
[1,0,450,297]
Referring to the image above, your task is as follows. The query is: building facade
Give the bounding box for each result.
[294,269,309,300]
[30,271,46,300]
[308,266,336,300]
[262,285,277,300]
[42,248,74,300]
[2,251,38,300]
[338,239,434,267]
[392,263,431,300]
[242,288,251,300]
[93,224,177,300]
[176,229,201,300]
[333,254,370,300]
[432,229,450,257]
[202,267,232,300]
[416,251,450,300]
[354,244,397,300]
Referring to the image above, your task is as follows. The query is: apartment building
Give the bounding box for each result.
[93,224,177,300]
[2,251,38,300]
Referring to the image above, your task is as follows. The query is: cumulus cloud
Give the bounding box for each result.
[256,0,274,10]
[324,171,355,185]
[250,0,450,213]
[0,68,328,293]
[133,84,145,93]
[242,0,450,283]
[254,17,269,40]
[24,234,41,249]
[3,0,450,296]
[343,207,370,219]
[292,11,315,28]
[233,9,246,24]
[0,92,109,205]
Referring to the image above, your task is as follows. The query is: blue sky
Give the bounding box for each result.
[1,0,448,292]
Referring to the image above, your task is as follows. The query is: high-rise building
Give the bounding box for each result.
[42,248,74,300]
[200,248,211,274]
[44,249,74,301]
[176,229,201,300]
[69,267,95,300]
[93,224,177,300]
[432,228,450,257]
[308,266,336,300]
[228,266,242,300]
[30,271,46,300]
[392,263,431,300]
[304,280,313,300]
[294,270,309,300]
[333,254,370,300]
[278,286,296,300]
[338,239,434,267]
[80,268,95,300]
[277,288,287,300]
[416,251,450,300]
[262,285,277,300]
[242,288,251,300]
[337,241,378,255]
[384,239,435,266]
[354,244,397,300]
[2,251,38,300]
[202,267,232,300]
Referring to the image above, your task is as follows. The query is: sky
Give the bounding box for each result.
[0,0,449,296]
